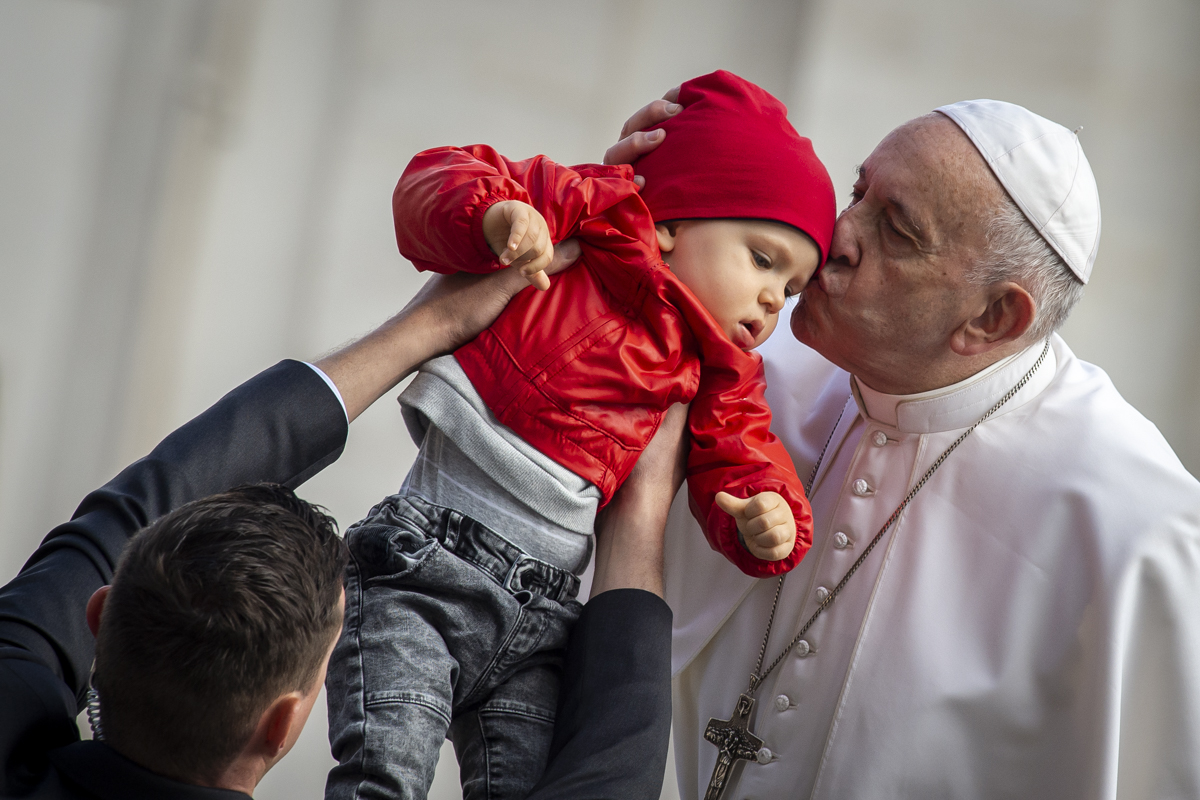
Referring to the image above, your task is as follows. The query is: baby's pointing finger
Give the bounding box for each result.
[519,247,554,277]
[503,215,531,264]
[527,270,551,291]
[510,234,548,269]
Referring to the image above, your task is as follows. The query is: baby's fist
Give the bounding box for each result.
[482,200,554,291]
[714,491,796,561]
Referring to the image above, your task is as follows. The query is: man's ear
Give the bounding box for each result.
[953,282,1036,356]
[655,221,678,255]
[257,693,303,759]
[86,586,110,638]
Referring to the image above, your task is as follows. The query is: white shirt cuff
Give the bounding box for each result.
[304,362,349,424]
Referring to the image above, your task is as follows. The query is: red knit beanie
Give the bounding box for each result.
[635,70,836,262]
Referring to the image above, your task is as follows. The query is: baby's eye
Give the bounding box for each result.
[752,250,772,269]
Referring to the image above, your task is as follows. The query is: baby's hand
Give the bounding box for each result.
[714,491,796,561]
[482,200,554,291]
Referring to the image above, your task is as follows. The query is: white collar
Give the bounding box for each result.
[850,340,1057,434]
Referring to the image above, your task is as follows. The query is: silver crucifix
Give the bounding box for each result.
[703,693,764,800]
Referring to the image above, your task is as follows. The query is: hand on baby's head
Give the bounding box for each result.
[483,200,554,291]
[715,490,796,561]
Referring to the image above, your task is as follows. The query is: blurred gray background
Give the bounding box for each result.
[2,0,1197,798]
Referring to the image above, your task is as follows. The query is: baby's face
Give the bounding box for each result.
[658,219,821,350]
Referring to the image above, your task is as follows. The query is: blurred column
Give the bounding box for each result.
[0,0,231,577]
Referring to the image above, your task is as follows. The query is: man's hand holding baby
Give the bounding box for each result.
[715,491,796,561]
[483,200,554,291]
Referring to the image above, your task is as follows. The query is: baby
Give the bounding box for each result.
[325,71,835,800]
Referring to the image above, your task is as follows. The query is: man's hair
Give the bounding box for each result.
[94,483,347,783]
[969,193,1085,341]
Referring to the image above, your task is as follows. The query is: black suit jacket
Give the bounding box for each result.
[0,360,671,799]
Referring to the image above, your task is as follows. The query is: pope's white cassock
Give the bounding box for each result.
[666,332,1200,799]
[664,102,1200,800]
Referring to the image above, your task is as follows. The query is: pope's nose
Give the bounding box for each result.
[818,258,851,298]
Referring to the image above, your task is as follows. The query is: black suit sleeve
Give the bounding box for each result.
[528,588,674,800]
[0,360,347,795]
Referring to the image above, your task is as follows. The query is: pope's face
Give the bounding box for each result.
[661,219,820,350]
[790,115,1001,394]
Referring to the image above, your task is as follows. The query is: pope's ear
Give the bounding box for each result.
[954,281,1036,356]
[655,222,678,254]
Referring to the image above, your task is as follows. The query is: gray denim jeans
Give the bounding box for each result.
[325,493,582,800]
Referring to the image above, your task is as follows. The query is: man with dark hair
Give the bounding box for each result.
[90,484,348,788]
[0,259,681,799]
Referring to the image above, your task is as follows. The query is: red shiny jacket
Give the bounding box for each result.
[394,145,811,577]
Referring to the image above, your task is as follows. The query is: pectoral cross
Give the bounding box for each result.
[703,693,763,800]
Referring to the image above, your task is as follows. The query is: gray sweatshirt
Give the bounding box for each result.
[397,356,600,574]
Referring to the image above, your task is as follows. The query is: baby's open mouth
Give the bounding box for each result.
[736,320,763,348]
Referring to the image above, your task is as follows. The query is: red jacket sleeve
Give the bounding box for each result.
[393,145,644,275]
[684,341,814,578]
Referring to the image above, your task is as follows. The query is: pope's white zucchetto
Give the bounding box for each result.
[936,99,1101,284]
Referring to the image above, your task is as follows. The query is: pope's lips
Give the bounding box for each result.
[796,282,826,315]
[792,282,834,342]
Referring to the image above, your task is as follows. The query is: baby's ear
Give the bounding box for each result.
[655,222,677,254]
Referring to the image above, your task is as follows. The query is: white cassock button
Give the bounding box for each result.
[872,431,888,447]
[756,747,773,764]
[833,531,851,549]
[853,479,872,496]
[774,694,791,712]
[795,639,811,657]
[815,586,830,603]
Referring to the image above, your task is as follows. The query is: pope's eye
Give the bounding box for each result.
[752,251,771,269]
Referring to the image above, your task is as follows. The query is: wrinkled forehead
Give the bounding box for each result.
[862,114,1005,240]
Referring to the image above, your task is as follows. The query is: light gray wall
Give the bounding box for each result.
[1,1,1196,798]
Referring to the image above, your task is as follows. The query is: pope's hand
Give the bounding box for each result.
[602,86,681,186]
[483,200,553,291]
[715,491,796,561]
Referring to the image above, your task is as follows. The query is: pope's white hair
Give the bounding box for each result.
[969,194,1085,342]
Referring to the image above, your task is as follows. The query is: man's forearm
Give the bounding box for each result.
[317,244,579,422]
[590,403,688,598]
[528,590,673,800]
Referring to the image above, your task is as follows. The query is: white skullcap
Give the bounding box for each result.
[935,99,1101,284]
